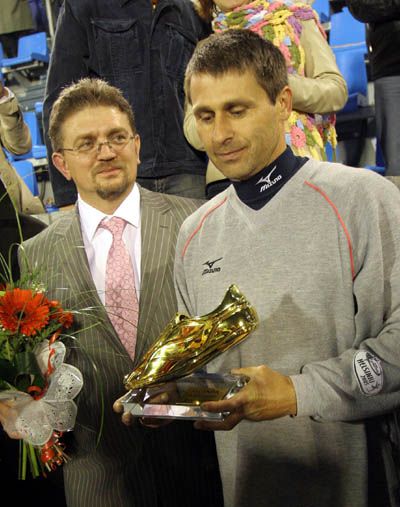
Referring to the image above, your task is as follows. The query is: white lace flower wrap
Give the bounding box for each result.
[1,340,83,446]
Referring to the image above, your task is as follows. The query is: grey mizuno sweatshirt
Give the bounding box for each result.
[174,158,400,507]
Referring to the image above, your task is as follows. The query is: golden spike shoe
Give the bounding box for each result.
[124,284,258,390]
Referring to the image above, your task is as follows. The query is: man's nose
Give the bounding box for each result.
[212,115,233,145]
[97,141,116,159]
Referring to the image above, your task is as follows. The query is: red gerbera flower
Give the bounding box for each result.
[48,301,74,330]
[58,311,74,329]
[0,288,50,336]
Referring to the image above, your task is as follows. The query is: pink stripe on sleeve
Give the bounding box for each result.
[181,197,228,258]
[305,181,355,279]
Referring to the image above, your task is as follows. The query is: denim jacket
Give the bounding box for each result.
[43,0,210,206]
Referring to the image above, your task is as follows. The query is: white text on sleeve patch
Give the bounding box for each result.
[353,350,383,396]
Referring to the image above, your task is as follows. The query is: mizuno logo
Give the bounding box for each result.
[256,166,282,192]
[203,258,222,269]
[202,257,223,275]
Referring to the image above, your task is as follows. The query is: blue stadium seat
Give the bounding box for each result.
[364,165,385,175]
[330,6,377,170]
[11,160,39,196]
[333,46,368,113]
[1,32,49,69]
[34,101,43,115]
[329,7,366,49]
[312,0,330,23]
[24,111,47,159]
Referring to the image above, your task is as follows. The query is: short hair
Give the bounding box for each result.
[48,78,136,151]
[194,0,215,22]
[185,29,288,105]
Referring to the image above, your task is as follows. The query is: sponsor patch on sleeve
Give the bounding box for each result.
[353,350,383,396]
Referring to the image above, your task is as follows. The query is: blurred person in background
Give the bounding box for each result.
[0,81,44,214]
[0,0,35,57]
[345,0,400,176]
[43,0,211,210]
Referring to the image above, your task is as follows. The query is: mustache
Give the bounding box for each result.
[93,163,124,175]
[215,147,243,155]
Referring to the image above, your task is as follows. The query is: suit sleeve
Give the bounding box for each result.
[289,19,348,114]
[291,178,400,421]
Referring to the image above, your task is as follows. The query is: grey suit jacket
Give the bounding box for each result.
[21,187,222,507]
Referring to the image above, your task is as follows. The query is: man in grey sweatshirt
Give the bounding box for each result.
[175,29,400,507]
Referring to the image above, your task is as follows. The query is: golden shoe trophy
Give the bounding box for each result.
[120,284,258,420]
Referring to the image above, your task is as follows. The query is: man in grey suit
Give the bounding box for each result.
[0,78,222,507]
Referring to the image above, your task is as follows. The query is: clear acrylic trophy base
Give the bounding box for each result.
[120,372,248,421]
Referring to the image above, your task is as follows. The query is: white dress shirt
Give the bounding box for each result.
[78,184,141,305]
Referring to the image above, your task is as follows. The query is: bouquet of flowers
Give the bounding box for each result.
[0,276,83,479]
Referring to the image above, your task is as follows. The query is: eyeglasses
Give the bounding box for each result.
[60,133,135,156]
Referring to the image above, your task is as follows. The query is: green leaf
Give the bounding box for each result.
[20,441,27,480]
[28,443,40,478]
[0,379,15,390]
[14,350,45,389]
[0,358,17,383]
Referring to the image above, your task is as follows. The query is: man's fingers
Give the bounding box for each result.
[0,400,17,430]
[139,417,171,429]
[147,392,169,404]
[113,397,136,426]
[201,388,247,413]
[194,411,242,431]
[4,429,22,440]
[231,366,256,377]
[113,400,124,414]
[121,411,135,426]
[0,401,23,439]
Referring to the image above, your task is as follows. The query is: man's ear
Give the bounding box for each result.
[52,152,72,181]
[133,134,141,164]
[277,85,292,121]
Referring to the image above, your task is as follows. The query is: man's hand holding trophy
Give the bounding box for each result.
[114,284,259,423]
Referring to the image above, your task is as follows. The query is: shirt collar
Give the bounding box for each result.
[78,183,140,242]
[232,147,308,210]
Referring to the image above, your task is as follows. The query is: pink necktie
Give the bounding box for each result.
[100,217,138,360]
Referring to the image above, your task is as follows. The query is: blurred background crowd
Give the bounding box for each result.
[1,0,399,226]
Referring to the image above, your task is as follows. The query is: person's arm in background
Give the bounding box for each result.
[289,18,348,114]
[183,100,203,152]
[0,84,31,156]
[43,0,89,208]
[0,84,44,214]
[184,100,225,186]
[345,0,400,23]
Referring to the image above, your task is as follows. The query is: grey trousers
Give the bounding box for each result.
[374,76,400,176]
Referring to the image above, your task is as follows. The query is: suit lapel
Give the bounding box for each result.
[135,187,174,362]
[54,211,98,307]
